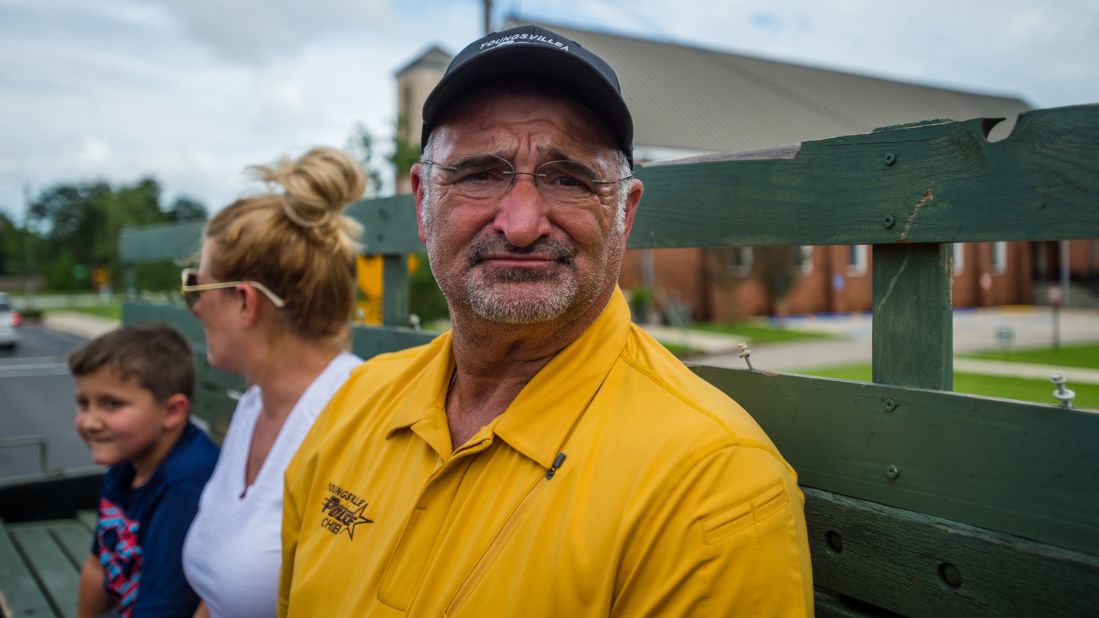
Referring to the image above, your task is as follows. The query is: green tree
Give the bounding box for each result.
[347,124,386,197]
[0,212,17,274]
[390,114,420,179]
[26,177,207,291]
[751,245,801,319]
[166,196,208,222]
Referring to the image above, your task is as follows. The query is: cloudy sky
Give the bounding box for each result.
[2,0,1097,220]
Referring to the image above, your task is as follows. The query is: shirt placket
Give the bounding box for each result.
[375,436,494,611]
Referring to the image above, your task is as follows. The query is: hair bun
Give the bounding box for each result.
[250,146,366,229]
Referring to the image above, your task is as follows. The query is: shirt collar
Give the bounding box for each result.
[383,332,455,457]
[383,288,631,470]
[493,287,630,469]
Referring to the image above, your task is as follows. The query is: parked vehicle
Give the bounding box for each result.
[0,292,21,350]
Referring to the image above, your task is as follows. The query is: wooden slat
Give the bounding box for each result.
[121,301,205,344]
[805,488,1099,617]
[690,366,1099,556]
[351,324,436,361]
[346,195,422,255]
[382,254,411,327]
[872,243,953,389]
[48,523,91,570]
[119,220,204,262]
[631,105,1099,248]
[813,589,892,618]
[9,523,79,618]
[76,511,97,533]
[0,519,55,618]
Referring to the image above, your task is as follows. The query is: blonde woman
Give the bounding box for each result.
[181,147,365,618]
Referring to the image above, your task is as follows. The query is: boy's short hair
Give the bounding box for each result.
[67,323,195,402]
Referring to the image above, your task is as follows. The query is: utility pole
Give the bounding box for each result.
[483,0,493,35]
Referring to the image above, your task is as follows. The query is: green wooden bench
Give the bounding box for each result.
[64,103,1099,616]
[0,468,101,618]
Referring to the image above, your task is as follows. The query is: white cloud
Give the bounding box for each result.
[147,0,395,65]
[1,0,1096,222]
[76,137,112,168]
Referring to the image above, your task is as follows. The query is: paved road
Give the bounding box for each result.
[0,324,94,478]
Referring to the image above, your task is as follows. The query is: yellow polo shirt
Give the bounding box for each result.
[279,289,813,617]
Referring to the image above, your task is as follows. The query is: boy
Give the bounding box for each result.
[69,323,218,618]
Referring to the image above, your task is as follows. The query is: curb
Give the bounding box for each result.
[41,313,120,340]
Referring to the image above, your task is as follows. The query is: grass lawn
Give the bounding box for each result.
[797,363,1099,411]
[962,342,1099,370]
[690,321,835,344]
[658,340,704,359]
[44,303,122,320]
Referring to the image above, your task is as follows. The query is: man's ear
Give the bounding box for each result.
[620,178,644,243]
[161,394,190,431]
[411,162,429,243]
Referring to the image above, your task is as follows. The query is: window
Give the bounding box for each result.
[847,245,867,276]
[991,242,1007,274]
[795,246,813,276]
[730,247,753,276]
[952,243,965,276]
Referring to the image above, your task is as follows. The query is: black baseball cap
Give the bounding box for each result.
[421,25,634,168]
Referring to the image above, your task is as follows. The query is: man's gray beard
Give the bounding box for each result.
[464,266,580,324]
[429,233,587,325]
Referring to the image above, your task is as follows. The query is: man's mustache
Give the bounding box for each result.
[467,235,576,266]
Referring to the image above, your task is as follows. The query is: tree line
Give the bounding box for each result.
[0,177,207,292]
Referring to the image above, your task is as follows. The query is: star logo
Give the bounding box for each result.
[320,487,374,541]
[343,503,373,540]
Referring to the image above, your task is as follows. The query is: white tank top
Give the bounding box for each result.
[182,352,361,618]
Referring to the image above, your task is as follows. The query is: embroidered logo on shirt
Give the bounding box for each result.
[96,497,142,618]
[321,482,373,540]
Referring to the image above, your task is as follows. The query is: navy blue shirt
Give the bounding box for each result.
[93,422,219,618]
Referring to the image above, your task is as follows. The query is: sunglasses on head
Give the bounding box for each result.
[180,268,287,310]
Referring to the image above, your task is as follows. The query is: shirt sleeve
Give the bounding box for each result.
[132,484,204,618]
[612,444,814,617]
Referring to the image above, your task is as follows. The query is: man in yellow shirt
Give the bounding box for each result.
[280,24,813,616]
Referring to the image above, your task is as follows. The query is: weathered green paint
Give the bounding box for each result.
[49,521,92,568]
[0,520,54,617]
[690,366,1099,556]
[805,487,1099,617]
[76,510,97,533]
[813,589,879,618]
[9,523,80,617]
[118,220,204,262]
[352,324,436,361]
[872,243,952,389]
[346,194,422,254]
[631,105,1099,248]
[382,254,411,327]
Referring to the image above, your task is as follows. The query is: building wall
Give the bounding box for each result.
[627,241,1039,322]
[395,65,446,194]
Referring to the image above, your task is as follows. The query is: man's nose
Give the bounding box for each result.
[493,175,553,248]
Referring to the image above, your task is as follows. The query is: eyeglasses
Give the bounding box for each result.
[180,268,286,310]
[422,153,632,205]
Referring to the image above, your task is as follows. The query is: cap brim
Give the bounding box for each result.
[422,45,633,158]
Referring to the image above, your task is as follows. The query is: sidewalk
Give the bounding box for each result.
[41,312,119,340]
[648,306,1099,381]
